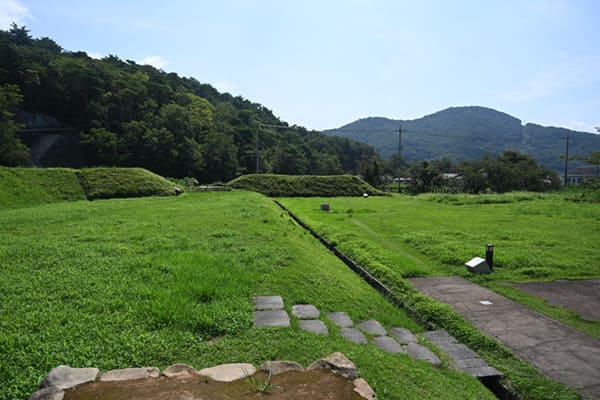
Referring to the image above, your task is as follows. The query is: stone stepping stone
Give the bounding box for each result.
[422,330,458,344]
[357,319,387,336]
[405,343,442,366]
[292,304,320,319]
[372,336,405,354]
[341,327,368,344]
[253,295,284,310]
[327,311,354,328]
[390,327,418,344]
[299,319,329,335]
[254,310,290,327]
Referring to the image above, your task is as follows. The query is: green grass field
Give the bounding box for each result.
[281,192,600,399]
[0,191,497,400]
[281,193,599,282]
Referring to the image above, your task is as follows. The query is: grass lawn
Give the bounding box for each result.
[281,192,600,399]
[0,191,495,400]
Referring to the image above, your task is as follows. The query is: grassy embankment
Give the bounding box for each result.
[229,174,384,197]
[0,167,179,209]
[281,192,600,400]
[0,191,496,400]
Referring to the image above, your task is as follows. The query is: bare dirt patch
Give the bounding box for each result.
[63,370,365,400]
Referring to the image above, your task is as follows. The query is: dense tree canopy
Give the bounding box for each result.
[0,84,29,166]
[0,25,379,182]
[398,151,561,193]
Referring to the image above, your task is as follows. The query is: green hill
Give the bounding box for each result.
[323,106,600,171]
[229,174,383,197]
[0,25,378,181]
[0,167,179,208]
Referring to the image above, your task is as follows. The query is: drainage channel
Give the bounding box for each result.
[274,200,521,400]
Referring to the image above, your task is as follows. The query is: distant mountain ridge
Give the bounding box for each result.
[323,106,599,171]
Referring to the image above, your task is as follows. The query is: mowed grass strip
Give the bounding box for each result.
[281,193,599,400]
[0,191,495,400]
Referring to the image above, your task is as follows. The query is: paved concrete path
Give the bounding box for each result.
[513,279,600,321]
[410,276,600,399]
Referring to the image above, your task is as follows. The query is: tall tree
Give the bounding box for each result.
[0,84,29,166]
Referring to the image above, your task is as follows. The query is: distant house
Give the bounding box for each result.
[563,165,599,185]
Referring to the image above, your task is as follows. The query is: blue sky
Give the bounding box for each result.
[2,0,599,133]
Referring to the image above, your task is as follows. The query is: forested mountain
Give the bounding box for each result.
[324,106,600,171]
[0,25,378,182]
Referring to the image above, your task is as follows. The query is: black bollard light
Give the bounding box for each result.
[486,244,494,270]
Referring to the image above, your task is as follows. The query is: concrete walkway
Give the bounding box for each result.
[409,276,600,399]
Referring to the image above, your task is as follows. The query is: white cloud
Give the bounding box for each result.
[139,55,169,70]
[501,56,600,102]
[87,51,104,60]
[0,0,30,29]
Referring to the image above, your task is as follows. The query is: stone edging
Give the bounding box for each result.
[29,352,376,400]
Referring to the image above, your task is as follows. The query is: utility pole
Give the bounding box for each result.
[397,124,402,160]
[255,128,260,174]
[563,133,570,187]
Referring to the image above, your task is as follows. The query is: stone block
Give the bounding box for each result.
[163,364,198,378]
[308,352,358,379]
[357,320,387,336]
[198,363,256,382]
[254,310,290,327]
[259,360,304,376]
[327,312,354,328]
[422,330,458,344]
[292,304,320,319]
[341,327,368,344]
[28,387,64,400]
[353,378,378,399]
[253,296,284,310]
[372,336,405,354]
[100,367,160,382]
[42,365,100,390]
[462,365,503,378]
[390,327,418,344]
[299,319,329,335]
[405,344,442,366]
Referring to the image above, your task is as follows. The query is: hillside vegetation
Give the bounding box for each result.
[229,174,383,197]
[0,167,178,208]
[0,192,496,400]
[0,25,379,181]
[324,106,600,171]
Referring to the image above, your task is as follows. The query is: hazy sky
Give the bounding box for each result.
[2,0,599,132]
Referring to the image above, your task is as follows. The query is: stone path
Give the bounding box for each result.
[252,296,441,367]
[410,276,600,399]
[423,331,502,378]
